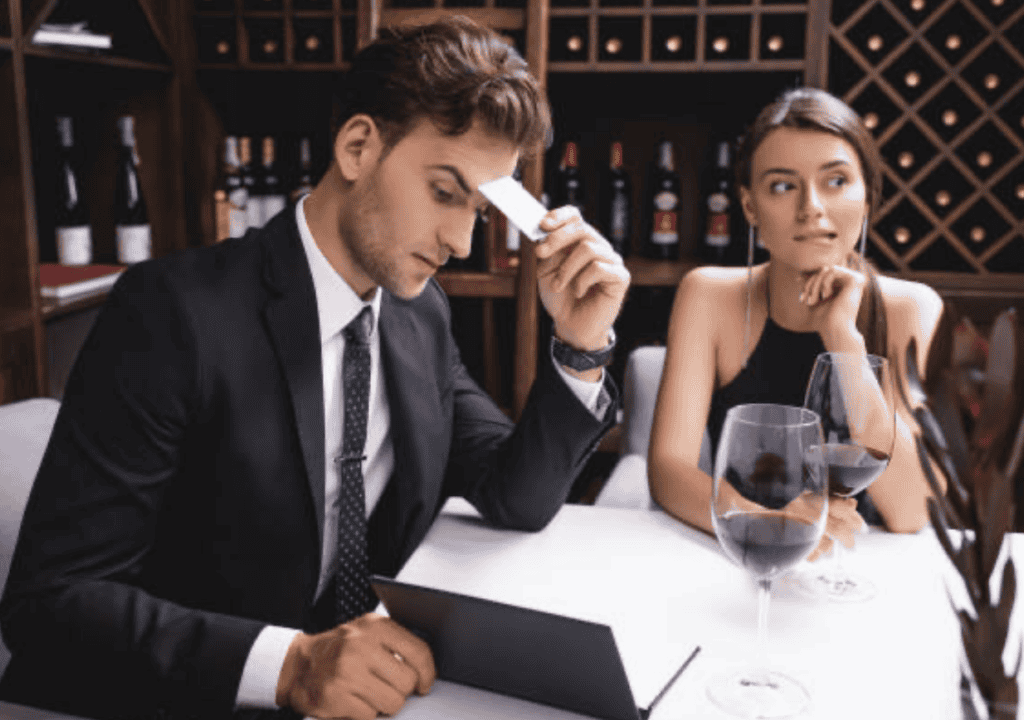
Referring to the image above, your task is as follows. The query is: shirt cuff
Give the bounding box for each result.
[235,625,303,710]
[552,352,609,420]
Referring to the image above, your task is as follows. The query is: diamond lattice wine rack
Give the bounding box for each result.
[828,0,1024,274]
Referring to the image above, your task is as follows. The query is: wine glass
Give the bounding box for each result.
[800,352,896,603]
[707,403,829,718]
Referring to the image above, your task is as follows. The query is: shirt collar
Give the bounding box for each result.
[295,195,382,345]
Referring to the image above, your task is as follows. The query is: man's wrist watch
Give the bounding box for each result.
[551,330,616,372]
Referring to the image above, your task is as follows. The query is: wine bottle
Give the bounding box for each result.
[644,140,680,260]
[290,136,315,203]
[238,136,259,230]
[603,141,631,258]
[253,136,288,227]
[114,116,152,265]
[703,140,734,265]
[554,141,585,214]
[54,115,92,266]
[214,136,248,241]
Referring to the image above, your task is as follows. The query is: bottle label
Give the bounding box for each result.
[705,213,730,247]
[654,191,678,211]
[57,226,92,265]
[651,212,678,245]
[610,194,629,240]
[116,224,152,264]
[707,192,729,214]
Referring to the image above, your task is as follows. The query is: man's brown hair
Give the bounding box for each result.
[335,15,552,153]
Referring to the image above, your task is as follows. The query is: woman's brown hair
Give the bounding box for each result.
[334,15,552,154]
[734,87,888,358]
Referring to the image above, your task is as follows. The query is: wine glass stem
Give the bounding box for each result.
[755,578,771,675]
[827,536,848,588]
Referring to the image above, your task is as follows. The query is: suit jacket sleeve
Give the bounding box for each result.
[438,289,618,532]
[0,265,264,719]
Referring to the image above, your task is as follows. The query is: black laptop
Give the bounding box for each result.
[371,576,698,720]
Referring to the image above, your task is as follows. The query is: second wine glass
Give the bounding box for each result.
[800,351,896,603]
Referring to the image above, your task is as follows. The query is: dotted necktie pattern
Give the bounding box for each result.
[333,306,377,624]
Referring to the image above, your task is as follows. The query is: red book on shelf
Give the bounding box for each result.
[39,263,125,300]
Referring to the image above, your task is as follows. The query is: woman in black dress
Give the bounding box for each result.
[648,87,946,559]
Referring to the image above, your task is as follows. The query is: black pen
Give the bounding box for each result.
[639,645,702,720]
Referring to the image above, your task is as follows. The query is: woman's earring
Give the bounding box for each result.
[748,225,756,268]
[859,217,868,257]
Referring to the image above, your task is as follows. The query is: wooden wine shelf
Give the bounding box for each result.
[23,44,173,72]
[548,59,804,73]
[0,309,36,335]
[380,7,524,29]
[40,291,111,322]
[199,61,350,70]
[435,269,518,298]
[827,0,1024,276]
[624,256,700,287]
[548,5,809,16]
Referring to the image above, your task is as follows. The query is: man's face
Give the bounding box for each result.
[339,117,520,300]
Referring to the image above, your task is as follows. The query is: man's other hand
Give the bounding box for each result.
[276,613,436,720]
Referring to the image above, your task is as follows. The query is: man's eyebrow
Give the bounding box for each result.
[429,165,472,197]
[759,159,851,179]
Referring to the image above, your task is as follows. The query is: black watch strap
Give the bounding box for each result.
[551,330,616,372]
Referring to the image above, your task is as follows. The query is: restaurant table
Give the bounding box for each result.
[388,498,1021,720]
[1,499,1019,720]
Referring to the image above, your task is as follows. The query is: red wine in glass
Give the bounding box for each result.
[822,443,890,498]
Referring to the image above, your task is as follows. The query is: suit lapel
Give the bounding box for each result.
[260,213,327,556]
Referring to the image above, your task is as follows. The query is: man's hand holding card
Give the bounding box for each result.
[479,176,630,381]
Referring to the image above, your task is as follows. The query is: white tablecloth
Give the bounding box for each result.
[392,499,1018,720]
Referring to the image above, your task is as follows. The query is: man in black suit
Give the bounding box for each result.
[0,15,629,720]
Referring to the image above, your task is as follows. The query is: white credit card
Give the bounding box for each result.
[478,176,549,242]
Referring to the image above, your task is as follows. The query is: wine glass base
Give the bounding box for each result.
[706,666,811,718]
[791,568,877,603]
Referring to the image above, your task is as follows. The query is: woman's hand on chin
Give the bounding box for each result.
[798,264,868,352]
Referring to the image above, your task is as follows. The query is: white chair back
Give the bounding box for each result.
[0,398,61,679]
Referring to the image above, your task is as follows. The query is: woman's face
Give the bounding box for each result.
[739,127,869,274]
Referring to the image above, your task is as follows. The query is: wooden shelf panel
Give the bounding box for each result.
[40,290,110,322]
[0,309,36,335]
[549,4,808,16]
[198,61,349,70]
[436,270,517,298]
[548,59,804,72]
[381,7,524,29]
[0,38,12,51]
[24,44,173,72]
[625,256,700,287]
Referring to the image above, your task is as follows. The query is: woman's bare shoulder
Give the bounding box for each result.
[877,274,945,343]
[680,265,751,298]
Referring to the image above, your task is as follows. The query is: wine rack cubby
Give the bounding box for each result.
[828,0,1024,274]
[547,1,812,71]
[194,0,358,68]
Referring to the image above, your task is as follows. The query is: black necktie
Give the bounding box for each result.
[334,306,377,624]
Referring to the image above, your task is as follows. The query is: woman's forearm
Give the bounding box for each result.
[648,455,717,536]
[867,413,935,533]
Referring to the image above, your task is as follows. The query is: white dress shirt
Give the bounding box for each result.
[235,196,608,710]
